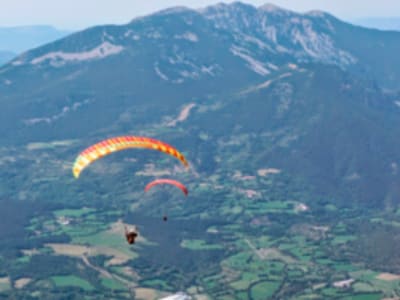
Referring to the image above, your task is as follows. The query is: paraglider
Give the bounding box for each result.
[145,179,188,222]
[144,179,188,196]
[72,136,189,178]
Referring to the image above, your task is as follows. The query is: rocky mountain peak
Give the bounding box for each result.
[258,3,295,15]
[149,6,193,17]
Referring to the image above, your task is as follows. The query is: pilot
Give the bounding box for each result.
[124,226,138,244]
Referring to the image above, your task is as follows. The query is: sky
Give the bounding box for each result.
[1,0,400,30]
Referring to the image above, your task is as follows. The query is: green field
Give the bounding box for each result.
[101,278,126,291]
[250,281,280,300]
[51,275,94,291]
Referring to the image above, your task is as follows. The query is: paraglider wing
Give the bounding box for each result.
[73,136,189,178]
[144,179,188,196]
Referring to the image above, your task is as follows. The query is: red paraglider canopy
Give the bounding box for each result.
[144,179,188,196]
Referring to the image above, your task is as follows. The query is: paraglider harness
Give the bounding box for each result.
[124,226,138,244]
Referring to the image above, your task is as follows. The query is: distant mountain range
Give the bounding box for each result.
[0,25,71,65]
[0,50,15,65]
[354,17,400,31]
[1,2,400,208]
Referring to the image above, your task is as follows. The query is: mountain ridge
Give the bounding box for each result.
[3,2,400,90]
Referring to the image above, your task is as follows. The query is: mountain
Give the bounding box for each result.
[353,17,400,31]
[0,50,15,65]
[2,2,400,299]
[0,25,71,53]
[1,2,400,207]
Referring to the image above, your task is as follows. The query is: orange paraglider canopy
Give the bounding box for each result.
[72,136,189,178]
